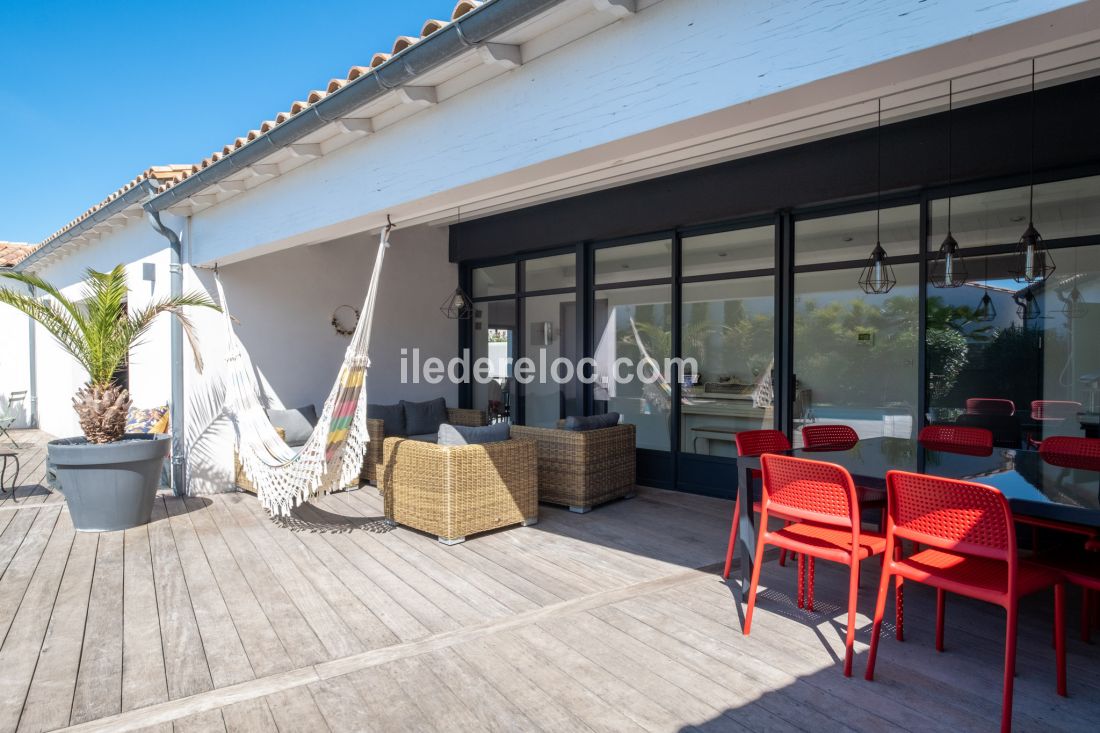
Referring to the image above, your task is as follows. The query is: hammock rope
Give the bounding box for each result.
[217,226,390,516]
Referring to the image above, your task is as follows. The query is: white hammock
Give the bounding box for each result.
[218,227,390,516]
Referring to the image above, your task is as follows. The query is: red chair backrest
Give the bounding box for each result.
[918,425,994,457]
[885,470,1014,562]
[966,398,1016,416]
[759,454,859,529]
[801,424,858,451]
[1031,400,1082,421]
[735,429,791,458]
[1040,436,1100,471]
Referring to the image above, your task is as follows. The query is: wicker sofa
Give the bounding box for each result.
[509,422,636,512]
[381,436,538,544]
[361,406,486,483]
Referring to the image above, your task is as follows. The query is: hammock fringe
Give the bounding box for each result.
[218,227,390,515]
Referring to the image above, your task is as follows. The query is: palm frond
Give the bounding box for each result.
[0,286,91,369]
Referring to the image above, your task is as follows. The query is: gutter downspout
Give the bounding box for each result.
[27,284,38,428]
[147,209,186,495]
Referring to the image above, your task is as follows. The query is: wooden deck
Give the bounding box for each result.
[0,429,1097,733]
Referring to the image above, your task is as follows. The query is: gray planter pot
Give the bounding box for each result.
[48,434,170,532]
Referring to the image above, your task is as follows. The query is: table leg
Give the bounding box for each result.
[737,465,756,602]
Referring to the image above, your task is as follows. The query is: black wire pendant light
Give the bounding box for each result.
[858,99,896,295]
[440,287,473,319]
[1011,59,1056,284]
[930,79,969,288]
[973,257,997,322]
[1060,250,1088,319]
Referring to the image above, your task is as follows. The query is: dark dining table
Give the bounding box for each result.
[732,437,1100,600]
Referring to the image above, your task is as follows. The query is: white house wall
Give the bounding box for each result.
[30,220,171,437]
[183,0,1085,265]
[182,223,457,495]
[0,302,31,428]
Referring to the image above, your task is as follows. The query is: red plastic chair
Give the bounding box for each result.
[744,454,886,677]
[918,425,993,457]
[802,424,859,451]
[1031,400,1082,422]
[722,430,791,580]
[1039,436,1100,471]
[866,471,1066,733]
[966,398,1016,416]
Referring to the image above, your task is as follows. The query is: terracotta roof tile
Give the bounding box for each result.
[0,242,34,268]
[156,0,486,196]
[36,165,194,250]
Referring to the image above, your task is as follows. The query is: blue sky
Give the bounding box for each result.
[0,0,454,243]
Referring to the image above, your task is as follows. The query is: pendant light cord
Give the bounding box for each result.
[1029,58,1036,221]
[946,79,953,230]
[876,98,882,241]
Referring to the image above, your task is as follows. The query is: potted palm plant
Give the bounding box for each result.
[0,265,218,531]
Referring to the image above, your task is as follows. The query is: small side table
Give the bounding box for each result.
[0,452,19,501]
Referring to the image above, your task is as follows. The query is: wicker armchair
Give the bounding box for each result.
[509,422,636,512]
[381,436,538,544]
[361,407,486,483]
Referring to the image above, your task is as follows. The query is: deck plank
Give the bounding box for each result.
[262,686,330,733]
[122,522,170,712]
[70,530,126,725]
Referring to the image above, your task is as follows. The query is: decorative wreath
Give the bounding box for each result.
[331,305,360,337]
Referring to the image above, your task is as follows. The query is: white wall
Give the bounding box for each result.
[184,0,1083,265]
[28,221,171,437]
[0,300,32,428]
[183,223,457,494]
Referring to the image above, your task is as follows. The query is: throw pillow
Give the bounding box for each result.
[437,422,511,446]
[266,405,318,447]
[401,397,448,436]
[562,412,621,432]
[367,402,406,436]
[126,405,169,434]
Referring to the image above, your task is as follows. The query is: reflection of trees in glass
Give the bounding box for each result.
[926,296,981,401]
[794,295,917,407]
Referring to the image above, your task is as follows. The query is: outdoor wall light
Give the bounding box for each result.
[440,287,473,319]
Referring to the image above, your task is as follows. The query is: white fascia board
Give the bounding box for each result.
[187,0,1095,266]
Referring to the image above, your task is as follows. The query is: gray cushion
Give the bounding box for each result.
[266,405,318,447]
[368,402,406,436]
[563,412,621,432]
[437,422,511,446]
[407,433,439,444]
[401,397,448,436]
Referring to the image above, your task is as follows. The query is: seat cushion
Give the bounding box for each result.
[401,398,448,436]
[368,402,406,436]
[265,405,318,447]
[126,405,169,434]
[897,549,1059,598]
[407,433,439,444]
[438,422,510,446]
[768,522,886,561]
[563,412,621,431]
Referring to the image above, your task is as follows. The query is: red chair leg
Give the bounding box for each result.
[865,563,893,681]
[779,548,788,567]
[936,589,946,652]
[895,575,905,642]
[807,557,815,612]
[1001,599,1019,733]
[742,525,769,636]
[1056,583,1067,697]
[722,494,740,580]
[797,553,805,609]
[843,561,860,677]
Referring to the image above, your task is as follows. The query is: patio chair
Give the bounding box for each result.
[743,454,886,677]
[1039,435,1100,471]
[866,470,1066,733]
[509,422,635,512]
[966,398,1016,416]
[918,425,993,456]
[801,424,858,451]
[1031,400,1082,422]
[362,406,487,483]
[722,429,791,580]
[1034,536,1100,643]
[381,436,537,544]
[0,391,27,448]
